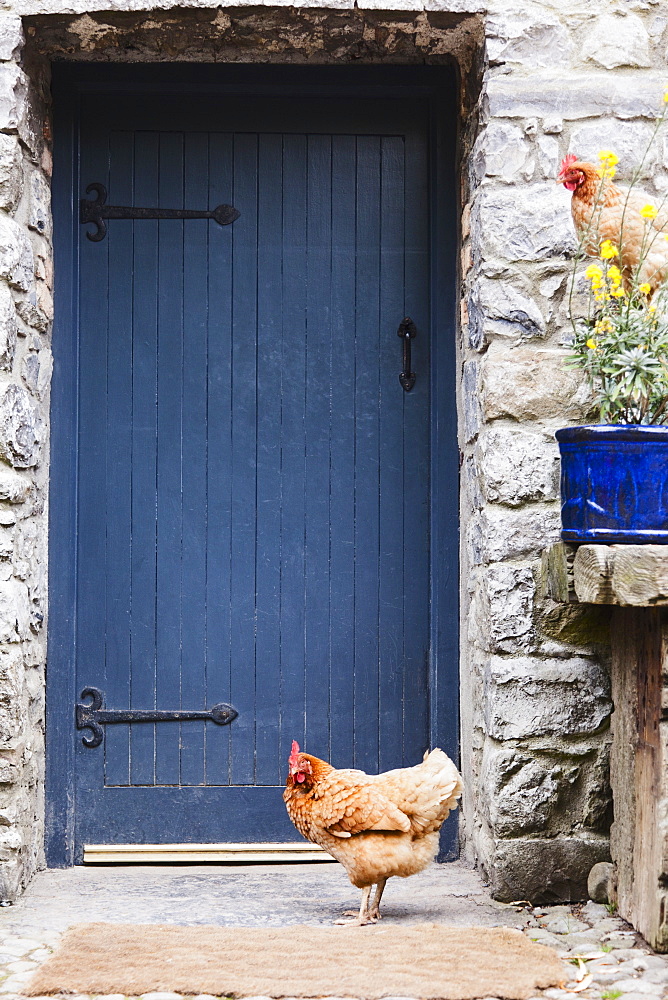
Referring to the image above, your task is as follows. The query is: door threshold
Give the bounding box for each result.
[83,842,334,864]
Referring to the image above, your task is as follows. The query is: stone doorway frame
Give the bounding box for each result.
[0,6,483,900]
[0,0,626,904]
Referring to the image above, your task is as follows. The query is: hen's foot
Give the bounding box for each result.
[335,886,374,925]
[334,913,378,926]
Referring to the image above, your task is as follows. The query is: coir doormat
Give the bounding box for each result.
[25,921,566,1000]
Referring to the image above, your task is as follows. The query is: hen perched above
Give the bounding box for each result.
[283,741,462,924]
[557,155,668,292]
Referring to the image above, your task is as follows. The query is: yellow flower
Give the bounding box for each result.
[641,203,658,219]
[597,166,617,180]
[600,240,619,260]
[607,264,622,282]
[598,150,619,166]
[595,318,614,335]
[586,338,597,350]
[639,282,652,294]
[585,263,603,281]
[664,87,668,104]
[611,286,627,298]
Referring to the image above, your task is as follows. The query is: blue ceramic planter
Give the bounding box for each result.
[556,424,668,544]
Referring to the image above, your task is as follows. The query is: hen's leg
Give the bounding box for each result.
[367,878,387,920]
[335,885,372,925]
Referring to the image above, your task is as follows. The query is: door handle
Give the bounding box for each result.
[398,317,417,391]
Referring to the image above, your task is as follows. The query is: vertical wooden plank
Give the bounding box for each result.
[279,134,308,765]
[48,72,80,863]
[76,126,111,799]
[304,134,332,762]
[255,133,284,786]
[402,129,430,765]
[180,132,208,786]
[229,133,258,786]
[353,136,381,774]
[378,136,406,773]
[104,130,134,787]
[205,132,234,786]
[328,135,356,770]
[155,131,184,787]
[129,131,160,787]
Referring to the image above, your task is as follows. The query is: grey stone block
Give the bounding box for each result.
[0,18,23,62]
[588,860,616,904]
[482,746,572,837]
[473,277,546,343]
[475,427,560,507]
[27,169,50,239]
[475,185,576,263]
[0,282,16,371]
[490,835,611,904]
[487,73,668,122]
[0,65,26,137]
[15,297,49,334]
[471,121,531,184]
[484,655,611,740]
[463,358,481,443]
[581,14,651,70]
[0,471,29,504]
[0,581,29,642]
[476,505,561,563]
[0,384,44,469]
[0,218,33,294]
[568,121,657,178]
[483,563,535,654]
[0,135,21,214]
[486,12,574,69]
[481,342,590,423]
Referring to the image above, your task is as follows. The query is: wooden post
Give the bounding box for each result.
[609,607,668,950]
[548,545,668,950]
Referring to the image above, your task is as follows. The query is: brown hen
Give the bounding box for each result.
[283,741,462,924]
[557,155,668,291]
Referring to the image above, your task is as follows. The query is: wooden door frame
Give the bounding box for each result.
[46,63,460,867]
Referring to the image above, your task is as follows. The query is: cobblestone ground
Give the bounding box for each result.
[0,864,664,1000]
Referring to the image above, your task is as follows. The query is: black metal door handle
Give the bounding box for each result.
[398,317,417,391]
[75,686,238,748]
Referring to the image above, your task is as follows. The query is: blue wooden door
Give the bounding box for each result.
[53,78,445,854]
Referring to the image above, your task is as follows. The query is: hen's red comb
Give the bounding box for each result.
[559,154,578,172]
[289,740,301,765]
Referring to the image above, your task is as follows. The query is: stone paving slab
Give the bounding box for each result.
[0,862,664,1000]
[0,862,522,931]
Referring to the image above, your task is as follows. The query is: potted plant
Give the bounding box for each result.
[556,135,668,543]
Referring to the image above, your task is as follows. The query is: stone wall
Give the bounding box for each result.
[459,0,668,901]
[0,12,51,900]
[0,0,665,900]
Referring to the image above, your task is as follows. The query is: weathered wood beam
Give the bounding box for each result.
[572,546,615,604]
[573,545,668,606]
[561,545,668,949]
[609,607,668,951]
[539,541,578,603]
